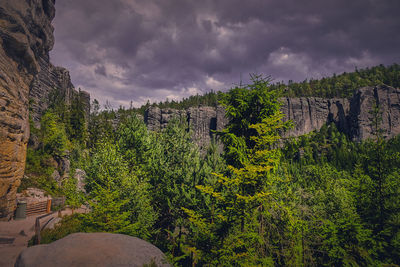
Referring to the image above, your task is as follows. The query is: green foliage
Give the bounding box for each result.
[38,214,85,245]
[40,111,69,158]
[145,119,207,253]
[68,90,88,145]
[182,76,295,265]
[84,140,156,238]
[21,147,62,196]
[63,174,85,209]
[33,69,400,266]
[218,74,289,167]
[287,164,373,266]
[271,63,400,98]
[87,99,117,148]
[282,123,358,170]
[48,87,88,145]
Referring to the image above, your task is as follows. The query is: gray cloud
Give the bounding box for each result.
[50,0,400,108]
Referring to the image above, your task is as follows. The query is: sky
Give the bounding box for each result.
[50,0,400,108]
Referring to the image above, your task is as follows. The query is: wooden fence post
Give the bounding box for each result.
[46,199,51,213]
[35,217,41,245]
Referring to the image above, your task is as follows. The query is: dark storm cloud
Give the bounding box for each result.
[50,0,400,107]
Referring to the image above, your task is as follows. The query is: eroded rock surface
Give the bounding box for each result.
[145,86,400,147]
[0,0,56,220]
[0,0,90,220]
[145,106,228,149]
[349,85,400,141]
[30,56,90,128]
[15,233,171,267]
[280,97,350,137]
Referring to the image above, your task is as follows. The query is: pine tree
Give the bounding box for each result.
[183,75,293,265]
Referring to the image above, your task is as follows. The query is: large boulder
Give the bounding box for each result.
[15,233,171,267]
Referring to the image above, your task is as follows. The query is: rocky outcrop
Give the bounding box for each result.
[30,55,90,128]
[349,85,400,141]
[0,0,56,220]
[145,106,228,149]
[15,233,171,267]
[16,187,51,205]
[0,0,90,220]
[281,85,400,140]
[145,85,400,147]
[280,97,350,137]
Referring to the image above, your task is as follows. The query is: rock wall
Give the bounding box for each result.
[30,55,90,128]
[0,0,56,220]
[280,97,350,137]
[349,85,400,141]
[0,0,89,220]
[145,106,228,149]
[145,85,400,148]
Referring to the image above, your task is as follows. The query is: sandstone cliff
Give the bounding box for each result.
[145,106,228,149]
[349,85,400,141]
[0,0,89,220]
[0,0,56,220]
[145,85,400,147]
[30,55,90,129]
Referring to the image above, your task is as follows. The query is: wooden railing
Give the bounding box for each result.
[26,199,51,217]
[34,212,56,245]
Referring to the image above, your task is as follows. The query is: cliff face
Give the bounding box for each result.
[30,55,90,128]
[0,0,56,220]
[0,0,89,220]
[349,85,400,141]
[145,85,400,147]
[280,97,350,137]
[145,106,228,149]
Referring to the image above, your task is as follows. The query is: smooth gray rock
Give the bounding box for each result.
[15,233,171,267]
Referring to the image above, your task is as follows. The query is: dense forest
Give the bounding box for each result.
[136,63,400,111]
[23,67,400,266]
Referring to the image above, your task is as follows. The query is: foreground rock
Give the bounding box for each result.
[15,233,171,267]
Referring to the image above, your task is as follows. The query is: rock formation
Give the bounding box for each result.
[0,0,90,220]
[30,55,90,128]
[0,0,56,220]
[349,85,400,141]
[145,105,228,149]
[145,85,400,147]
[15,233,171,267]
[280,97,350,137]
